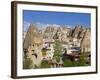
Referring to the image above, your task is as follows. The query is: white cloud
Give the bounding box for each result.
[23,21,30,32]
[23,21,74,32]
[35,22,49,30]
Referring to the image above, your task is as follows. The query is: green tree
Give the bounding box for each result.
[53,40,63,63]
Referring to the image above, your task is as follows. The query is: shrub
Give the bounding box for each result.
[63,59,73,67]
[40,60,51,68]
[23,58,33,69]
[53,40,63,63]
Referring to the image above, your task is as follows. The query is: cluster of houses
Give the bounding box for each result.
[23,24,91,68]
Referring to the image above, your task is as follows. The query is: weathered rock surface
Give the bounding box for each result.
[23,24,43,67]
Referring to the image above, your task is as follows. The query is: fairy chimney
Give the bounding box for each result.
[81,29,91,53]
[23,24,43,67]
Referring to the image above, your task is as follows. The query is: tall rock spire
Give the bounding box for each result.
[23,23,43,49]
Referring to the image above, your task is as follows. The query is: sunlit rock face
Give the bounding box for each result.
[81,29,91,53]
[43,26,57,39]
[23,24,43,67]
[71,25,83,38]
[52,27,71,43]
[23,32,27,39]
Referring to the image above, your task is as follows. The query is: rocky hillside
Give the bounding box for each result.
[42,25,90,43]
[23,23,90,44]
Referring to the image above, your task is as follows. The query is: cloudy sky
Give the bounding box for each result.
[23,10,91,32]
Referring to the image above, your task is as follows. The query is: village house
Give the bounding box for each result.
[42,39,54,60]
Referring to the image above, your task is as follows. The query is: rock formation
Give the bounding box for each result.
[23,24,43,67]
[23,23,91,68]
[71,25,82,38]
[81,29,91,53]
[43,26,57,39]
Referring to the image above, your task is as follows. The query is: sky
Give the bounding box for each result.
[23,10,91,32]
